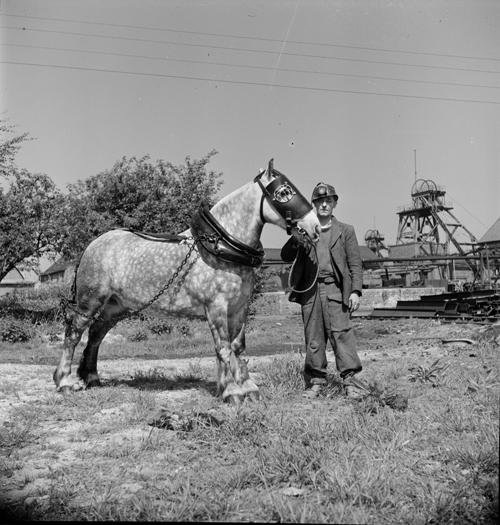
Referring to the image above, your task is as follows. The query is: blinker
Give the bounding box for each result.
[255,159,313,235]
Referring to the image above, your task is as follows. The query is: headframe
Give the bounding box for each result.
[254,159,313,235]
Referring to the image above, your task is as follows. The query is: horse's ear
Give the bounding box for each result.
[268,158,274,175]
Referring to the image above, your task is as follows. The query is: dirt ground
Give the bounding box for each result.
[1,315,499,422]
[1,315,499,512]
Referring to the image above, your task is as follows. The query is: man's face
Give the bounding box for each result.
[313,196,337,218]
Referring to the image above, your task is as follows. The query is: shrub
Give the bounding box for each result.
[0,319,33,343]
[177,323,191,337]
[144,319,192,337]
[147,320,174,335]
[129,330,148,342]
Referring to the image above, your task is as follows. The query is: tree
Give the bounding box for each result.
[0,160,65,284]
[59,151,224,259]
[0,118,66,282]
[0,116,32,178]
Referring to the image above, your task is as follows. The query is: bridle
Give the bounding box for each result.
[254,159,321,294]
[253,158,313,237]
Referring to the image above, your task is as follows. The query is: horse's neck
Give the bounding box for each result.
[210,182,263,249]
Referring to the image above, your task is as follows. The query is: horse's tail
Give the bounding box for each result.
[59,256,82,326]
[70,261,80,303]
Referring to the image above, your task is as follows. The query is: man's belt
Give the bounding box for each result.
[317,276,338,284]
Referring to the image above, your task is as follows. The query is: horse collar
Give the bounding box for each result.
[190,200,265,268]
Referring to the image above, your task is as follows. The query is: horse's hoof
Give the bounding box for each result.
[246,390,262,402]
[86,379,102,389]
[57,385,74,395]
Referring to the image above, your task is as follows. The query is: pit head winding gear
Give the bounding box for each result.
[254,159,313,235]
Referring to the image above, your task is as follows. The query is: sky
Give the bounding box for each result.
[1,0,499,253]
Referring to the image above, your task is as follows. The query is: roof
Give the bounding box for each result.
[263,248,284,263]
[263,246,384,264]
[0,267,39,285]
[41,258,71,276]
[478,217,500,244]
[359,246,384,261]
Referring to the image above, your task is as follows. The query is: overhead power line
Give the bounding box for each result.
[447,194,489,229]
[3,42,498,91]
[3,12,500,63]
[1,60,498,105]
[2,25,499,75]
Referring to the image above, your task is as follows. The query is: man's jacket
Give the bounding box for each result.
[281,216,363,307]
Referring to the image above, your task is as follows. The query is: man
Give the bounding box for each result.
[281,182,363,399]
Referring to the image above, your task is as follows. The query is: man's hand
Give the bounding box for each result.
[348,293,360,313]
[293,227,308,246]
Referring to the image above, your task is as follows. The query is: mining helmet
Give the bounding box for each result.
[311,182,338,202]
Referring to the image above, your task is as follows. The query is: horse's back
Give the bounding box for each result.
[77,230,189,296]
[76,229,253,316]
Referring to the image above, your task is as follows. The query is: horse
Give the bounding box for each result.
[54,159,321,403]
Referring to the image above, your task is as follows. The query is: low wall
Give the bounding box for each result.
[254,287,447,316]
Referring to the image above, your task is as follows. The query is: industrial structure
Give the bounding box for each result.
[364,229,388,258]
[387,179,478,285]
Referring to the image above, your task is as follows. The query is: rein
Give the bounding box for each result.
[287,243,320,294]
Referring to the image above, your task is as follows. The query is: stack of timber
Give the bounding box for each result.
[369,289,500,321]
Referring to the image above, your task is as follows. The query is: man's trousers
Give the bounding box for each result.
[301,282,362,385]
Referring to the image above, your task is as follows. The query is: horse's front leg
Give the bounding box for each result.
[205,307,246,404]
[229,308,261,401]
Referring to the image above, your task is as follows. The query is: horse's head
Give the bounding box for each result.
[255,159,320,244]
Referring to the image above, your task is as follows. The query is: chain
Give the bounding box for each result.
[59,234,218,323]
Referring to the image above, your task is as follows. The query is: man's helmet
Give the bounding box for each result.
[311,182,338,202]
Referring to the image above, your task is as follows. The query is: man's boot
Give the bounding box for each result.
[303,376,327,399]
[342,372,364,399]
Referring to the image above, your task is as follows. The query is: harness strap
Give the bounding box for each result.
[254,170,267,226]
[124,229,187,243]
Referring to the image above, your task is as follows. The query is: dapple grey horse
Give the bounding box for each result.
[54,160,320,403]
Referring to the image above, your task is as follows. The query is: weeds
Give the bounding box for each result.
[467,368,500,394]
[349,377,409,414]
[408,358,450,386]
[446,425,499,475]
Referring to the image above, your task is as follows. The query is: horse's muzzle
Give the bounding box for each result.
[296,224,320,244]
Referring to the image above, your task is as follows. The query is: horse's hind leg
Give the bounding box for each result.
[77,316,119,388]
[53,312,93,392]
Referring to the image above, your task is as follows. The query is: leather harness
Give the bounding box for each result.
[126,159,312,269]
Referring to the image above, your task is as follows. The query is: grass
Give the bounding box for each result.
[1,344,498,523]
[0,290,499,522]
